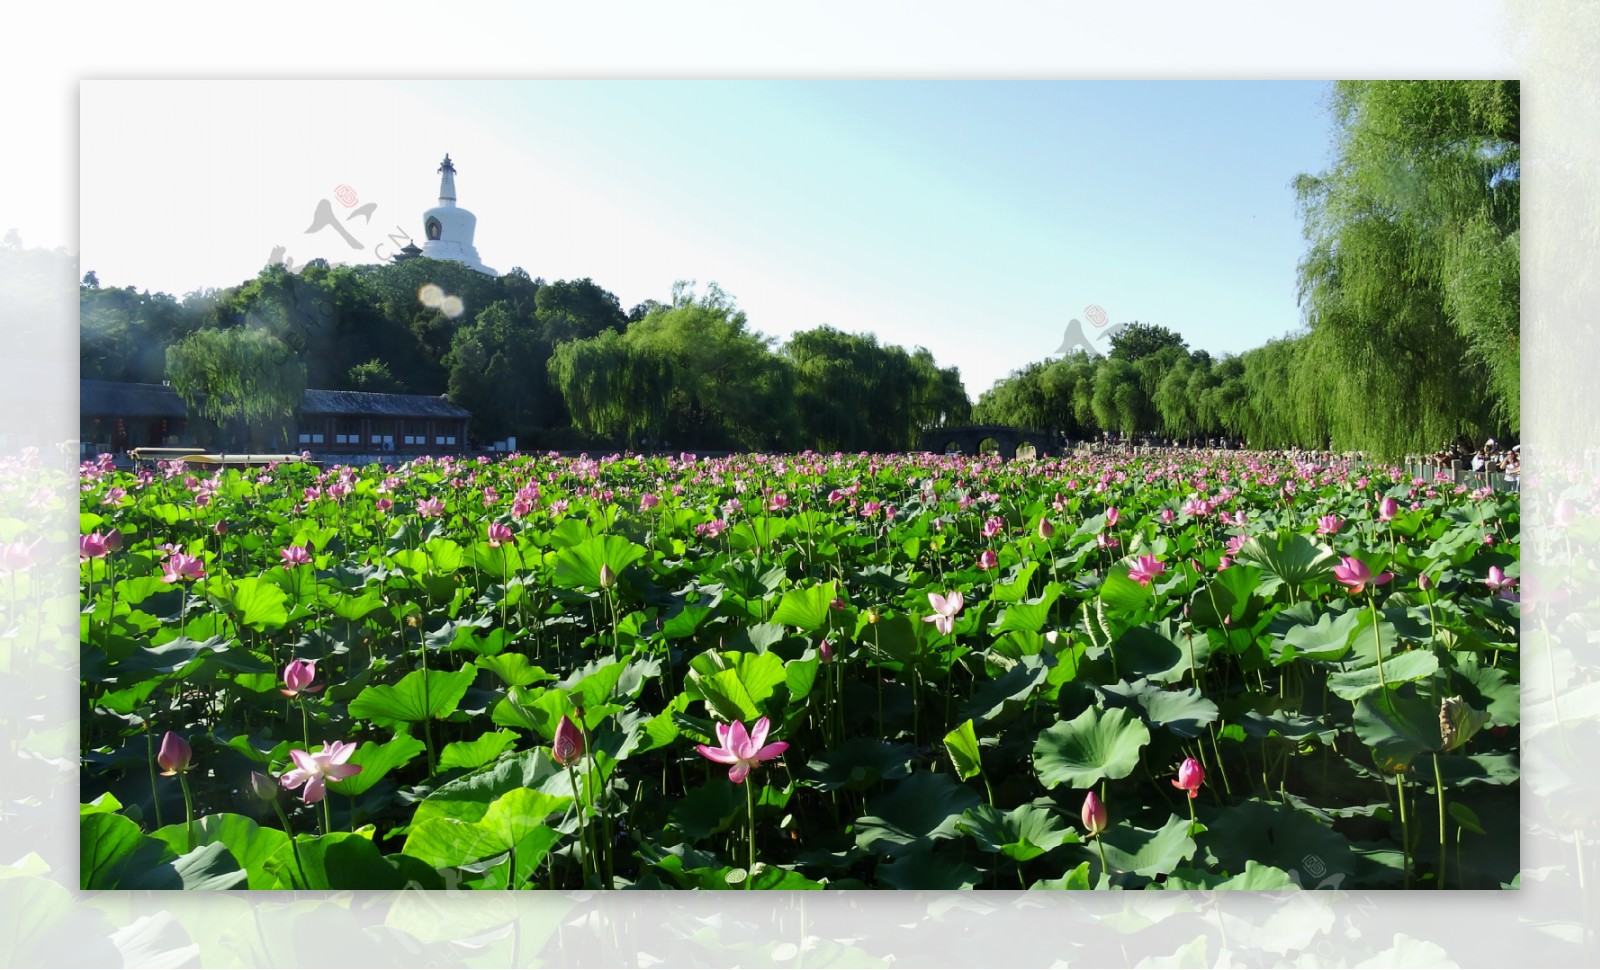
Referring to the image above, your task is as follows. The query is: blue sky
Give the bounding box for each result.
[80,80,1336,399]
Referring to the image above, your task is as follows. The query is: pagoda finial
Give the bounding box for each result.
[436,153,457,207]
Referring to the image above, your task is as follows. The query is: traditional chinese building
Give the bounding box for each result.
[78,380,473,458]
[80,380,190,455]
[393,154,498,276]
[296,388,471,456]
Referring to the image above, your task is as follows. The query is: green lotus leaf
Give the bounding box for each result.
[348,664,477,729]
[1033,705,1151,790]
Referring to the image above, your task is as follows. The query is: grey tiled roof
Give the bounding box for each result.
[299,388,470,419]
[80,380,188,418]
[80,381,471,420]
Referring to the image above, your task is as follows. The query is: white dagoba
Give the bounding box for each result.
[419,154,497,276]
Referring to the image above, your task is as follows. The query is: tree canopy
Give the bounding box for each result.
[78,82,1518,459]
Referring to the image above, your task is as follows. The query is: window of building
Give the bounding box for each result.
[332,418,361,445]
[436,435,456,446]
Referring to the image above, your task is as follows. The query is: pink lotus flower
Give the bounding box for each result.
[696,716,788,784]
[923,590,964,636]
[279,659,323,697]
[487,521,513,547]
[280,740,363,804]
[280,545,312,568]
[1485,566,1518,598]
[1159,509,1175,525]
[1224,534,1247,557]
[1377,496,1399,522]
[1128,555,1166,587]
[819,639,834,663]
[213,520,228,536]
[0,539,38,574]
[982,515,1004,538]
[162,552,206,583]
[80,532,111,561]
[1082,790,1108,836]
[157,731,191,775]
[1105,507,1120,527]
[1332,556,1393,594]
[1096,532,1120,550]
[1316,515,1344,536]
[1418,572,1433,591]
[1171,757,1204,799]
[978,550,998,571]
[417,497,445,518]
[552,715,585,766]
[375,497,394,514]
[640,493,660,511]
[1037,518,1055,540]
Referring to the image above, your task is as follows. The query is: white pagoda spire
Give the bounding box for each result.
[436,154,457,208]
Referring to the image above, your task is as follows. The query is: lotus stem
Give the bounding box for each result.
[1395,771,1411,889]
[746,779,758,891]
[1366,593,1388,690]
[1433,752,1447,890]
[145,724,164,829]
[179,771,195,846]
[566,762,590,886]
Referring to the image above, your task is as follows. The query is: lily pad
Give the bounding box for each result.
[1033,705,1151,790]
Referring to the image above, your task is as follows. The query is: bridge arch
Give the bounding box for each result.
[923,425,1059,460]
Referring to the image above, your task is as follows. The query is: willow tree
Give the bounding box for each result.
[786,328,966,451]
[1154,355,1198,440]
[165,326,305,450]
[547,328,672,448]
[1294,80,1519,457]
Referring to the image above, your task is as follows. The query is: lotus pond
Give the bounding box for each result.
[78,450,1519,890]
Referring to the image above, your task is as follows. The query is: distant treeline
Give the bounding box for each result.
[979,80,1520,459]
[74,80,1518,459]
[79,262,971,453]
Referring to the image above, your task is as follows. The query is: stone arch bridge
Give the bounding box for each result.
[919,425,1062,460]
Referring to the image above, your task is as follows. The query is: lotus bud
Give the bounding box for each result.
[599,564,617,589]
[1082,790,1108,836]
[250,770,278,801]
[157,731,192,775]
[552,715,585,766]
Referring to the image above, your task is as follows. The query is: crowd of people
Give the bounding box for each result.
[1423,435,1520,489]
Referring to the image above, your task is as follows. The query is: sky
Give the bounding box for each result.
[78,80,1337,399]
